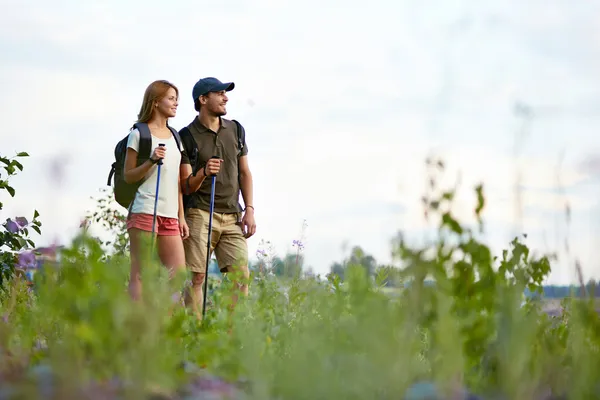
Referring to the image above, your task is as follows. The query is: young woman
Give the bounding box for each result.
[124,79,189,301]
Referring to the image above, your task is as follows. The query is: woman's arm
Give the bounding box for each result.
[124,147,156,184]
[178,168,185,219]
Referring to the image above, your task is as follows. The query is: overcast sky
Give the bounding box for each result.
[2,0,599,284]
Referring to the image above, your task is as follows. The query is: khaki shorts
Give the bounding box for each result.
[183,208,248,275]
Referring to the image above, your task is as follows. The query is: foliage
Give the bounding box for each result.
[1,154,599,399]
[84,187,129,259]
[0,151,42,285]
[329,245,379,281]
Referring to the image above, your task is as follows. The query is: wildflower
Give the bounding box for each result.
[15,217,28,227]
[5,219,19,233]
[256,248,267,257]
[18,251,37,269]
[292,239,304,250]
[80,218,90,229]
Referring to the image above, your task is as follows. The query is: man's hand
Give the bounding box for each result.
[204,158,223,176]
[179,217,190,240]
[241,207,256,238]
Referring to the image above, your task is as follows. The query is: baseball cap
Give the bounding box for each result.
[192,77,235,101]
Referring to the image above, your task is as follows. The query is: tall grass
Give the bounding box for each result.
[1,155,599,399]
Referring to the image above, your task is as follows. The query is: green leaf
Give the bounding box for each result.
[34,210,40,219]
[16,152,29,157]
[12,160,23,171]
[32,225,41,235]
[6,186,15,197]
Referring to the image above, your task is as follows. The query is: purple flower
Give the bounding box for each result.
[5,219,19,233]
[18,251,37,269]
[15,217,28,228]
[292,239,304,250]
[256,249,267,257]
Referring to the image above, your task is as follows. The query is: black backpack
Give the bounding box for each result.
[106,122,182,209]
[179,119,245,208]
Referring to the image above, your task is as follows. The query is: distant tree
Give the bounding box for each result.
[585,278,600,297]
[328,245,379,281]
[330,262,345,281]
[272,253,303,279]
[347,246,377,276]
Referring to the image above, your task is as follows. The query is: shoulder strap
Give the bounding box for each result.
[231,119,245,156]
[132,122,152,164]
[179,126,200,173]
[167,125,182,152]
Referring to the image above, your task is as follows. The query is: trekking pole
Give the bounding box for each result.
[202,155,220,320]
[151,143,165,249]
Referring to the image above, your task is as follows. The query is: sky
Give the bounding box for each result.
[1,0,599,284]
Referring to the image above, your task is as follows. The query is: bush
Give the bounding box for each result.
[0,151,42,286]
[0,153,599,399]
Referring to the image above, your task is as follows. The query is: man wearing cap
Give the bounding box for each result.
[179,77,256,320]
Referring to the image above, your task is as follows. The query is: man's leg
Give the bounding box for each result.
[183,208,221,320]
[214,212,249,311]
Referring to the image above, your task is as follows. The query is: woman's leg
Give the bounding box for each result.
[127,213,156,301]
[156,217,187,306]
[128,227,153,301]
[157,234,186,277]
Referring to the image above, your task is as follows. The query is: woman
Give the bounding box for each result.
[124,79,189,301]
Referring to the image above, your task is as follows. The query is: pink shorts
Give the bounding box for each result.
[127,213,180,236]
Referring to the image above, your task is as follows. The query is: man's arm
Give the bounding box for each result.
[239,154,256,238]
[180,163,207,195]
[180,159,223,195]
[239,155,254,211]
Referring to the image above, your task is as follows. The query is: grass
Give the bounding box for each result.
[1,156,600,399]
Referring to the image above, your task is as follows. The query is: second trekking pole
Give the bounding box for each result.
[151,143,165,249]
[202,155,220,320]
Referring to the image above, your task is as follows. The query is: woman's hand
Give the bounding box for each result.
[150,145,166,163]
[179,217,189,240]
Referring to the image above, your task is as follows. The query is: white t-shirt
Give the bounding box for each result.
[126,129,181,219]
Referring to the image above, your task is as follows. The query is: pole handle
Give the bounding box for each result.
[157,143,165,165]
[208,155,220,176]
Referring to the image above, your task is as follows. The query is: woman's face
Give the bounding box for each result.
[156,87,178,118]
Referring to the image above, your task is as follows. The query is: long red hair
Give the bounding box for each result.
[136,80,179,123]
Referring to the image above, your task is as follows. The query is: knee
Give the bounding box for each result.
[240,265,250,280]
[191,272,205,286]
[228,264,249,282]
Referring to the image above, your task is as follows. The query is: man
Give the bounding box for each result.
[179,77,256,320]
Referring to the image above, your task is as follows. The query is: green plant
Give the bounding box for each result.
[1,155,599,399]
[84,187,129,260]
[0,151,42,285]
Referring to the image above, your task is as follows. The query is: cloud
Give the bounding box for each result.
[1,0,599,285]
[579,153,600,178]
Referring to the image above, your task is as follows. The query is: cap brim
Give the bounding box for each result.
[218,82,235,92]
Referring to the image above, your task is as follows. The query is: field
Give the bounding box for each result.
[2,152,600,400]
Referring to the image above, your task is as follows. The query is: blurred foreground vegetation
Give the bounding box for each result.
[1,152,599,399]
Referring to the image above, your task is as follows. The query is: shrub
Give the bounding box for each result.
[0,151,42,286]
[0,153,598,399]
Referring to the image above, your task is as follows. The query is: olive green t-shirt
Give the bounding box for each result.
[180,116,248,213]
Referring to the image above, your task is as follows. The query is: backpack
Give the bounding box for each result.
[106,122,182,209]
[179,119,245,208]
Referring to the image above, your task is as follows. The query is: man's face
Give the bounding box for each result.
[201,90,228,116]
